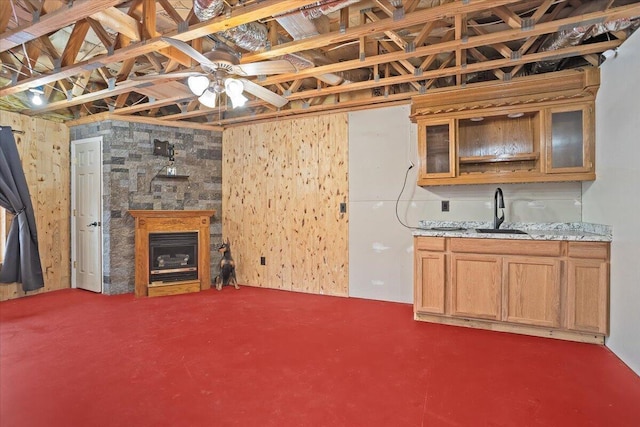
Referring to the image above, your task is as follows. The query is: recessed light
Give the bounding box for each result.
[508,112,524,118]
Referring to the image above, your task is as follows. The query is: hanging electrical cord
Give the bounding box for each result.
[395,163,420,230]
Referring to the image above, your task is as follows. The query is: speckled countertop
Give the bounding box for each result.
[413,221,612,242]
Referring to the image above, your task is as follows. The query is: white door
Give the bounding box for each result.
[71,137,103,292]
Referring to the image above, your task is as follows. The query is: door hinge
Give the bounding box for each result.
[73,209,76,216]
[72,157,77,165]
[73,261,76,269]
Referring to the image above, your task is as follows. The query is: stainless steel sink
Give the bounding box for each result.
[476,228,527,234]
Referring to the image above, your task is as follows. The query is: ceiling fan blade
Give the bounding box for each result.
[317,73,343,86]
[234,60,296,76]
[239,78,288,108]
[161,36,216,69]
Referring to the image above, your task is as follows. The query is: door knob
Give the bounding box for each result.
[87,221,99,227]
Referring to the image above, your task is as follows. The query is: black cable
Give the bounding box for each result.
[148,163,169,192]
[395,164,419,230]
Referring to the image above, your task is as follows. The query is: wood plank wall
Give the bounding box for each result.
[222,113,349,296]
[0,111,70,301]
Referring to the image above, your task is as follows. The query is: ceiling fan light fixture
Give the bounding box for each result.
[229,92,248,109]
[224,78,244,97]
[198,90,217,108]
[187,75,210,96]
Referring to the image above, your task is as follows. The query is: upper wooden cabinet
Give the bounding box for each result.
[411,68,600,186]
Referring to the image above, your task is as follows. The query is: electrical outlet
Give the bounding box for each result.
[260,256,266,266]
[441,200,450,212]
[340,203,347,213]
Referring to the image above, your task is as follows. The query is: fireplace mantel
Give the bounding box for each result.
[129,210,215,297]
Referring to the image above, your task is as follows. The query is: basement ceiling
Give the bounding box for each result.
[1,0,639,129]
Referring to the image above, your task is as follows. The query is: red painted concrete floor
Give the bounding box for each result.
[1,286,639,426]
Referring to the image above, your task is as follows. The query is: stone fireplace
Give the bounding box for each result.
[129,210,215,297]
[69,120,222,295]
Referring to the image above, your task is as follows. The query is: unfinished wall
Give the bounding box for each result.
[349,105,583,303]
[70,120,222,294]
[0,111,70,301]
[583,30,640,375]
[222,114,348,296]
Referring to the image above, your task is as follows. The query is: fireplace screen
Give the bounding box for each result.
[149,232,198,283]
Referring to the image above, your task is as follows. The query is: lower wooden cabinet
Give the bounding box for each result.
[414,249,446,314]
[503,257,561,328]
[567,258,609,334]
[413,237,610,343]
[451,254,502,320]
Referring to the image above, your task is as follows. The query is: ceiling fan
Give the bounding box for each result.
[144,37,296,109]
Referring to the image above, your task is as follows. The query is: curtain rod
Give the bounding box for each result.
[0,126,25,134]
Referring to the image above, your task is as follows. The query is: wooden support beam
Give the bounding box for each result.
[114,92,130,108]
[157,0,184,25]
[255,4,639,87]
[158,46,194,68]
[277,40,619,103]
[91,7,141,42]
[71,71,92,97]
[22,74,183,114]
[469,20,512,59]
[492,5,522,29]
[531,0,555,23]
[0,0,519,97]
[244,0,522,62]
[267,21,278,49]
[86,17,115,49]
[468,47,504,80]
[142,0,158,39]
[0,0,12,34]
[455,13,466,86]
[388,61,421,90]
[404,0,420,13]
[583,54,600,67]
[37,35,60,63]
[340,7,350,32]
[424,53,455,90]
[0,0,128,52]
[413,21,439,48]
[144,53,164,72]
[359,9,366,60]
[19,41,41,78]
[61,19,90,67]
[364,10,407,50]
[374,0,396,17]
[379,40,415,74]
[68,112,224,131]
[510,0,568,77]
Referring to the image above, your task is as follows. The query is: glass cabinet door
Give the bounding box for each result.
[418,119,455,178]
[546,104,593,173]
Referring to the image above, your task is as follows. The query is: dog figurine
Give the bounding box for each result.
[215,239,238,290]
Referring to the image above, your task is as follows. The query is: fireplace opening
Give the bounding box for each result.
[149,232,198,283]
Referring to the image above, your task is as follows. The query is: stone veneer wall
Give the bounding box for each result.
[69,120,222,295]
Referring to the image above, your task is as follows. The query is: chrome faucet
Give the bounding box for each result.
[493,187,505,229]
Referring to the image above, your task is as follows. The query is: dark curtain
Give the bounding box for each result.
[0,126,44,292]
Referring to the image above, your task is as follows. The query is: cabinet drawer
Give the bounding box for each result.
[450,238,562,257]
[415,237,446,251]
[567,242,609,259]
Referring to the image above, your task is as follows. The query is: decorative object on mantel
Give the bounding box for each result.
[215,239,238,291]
